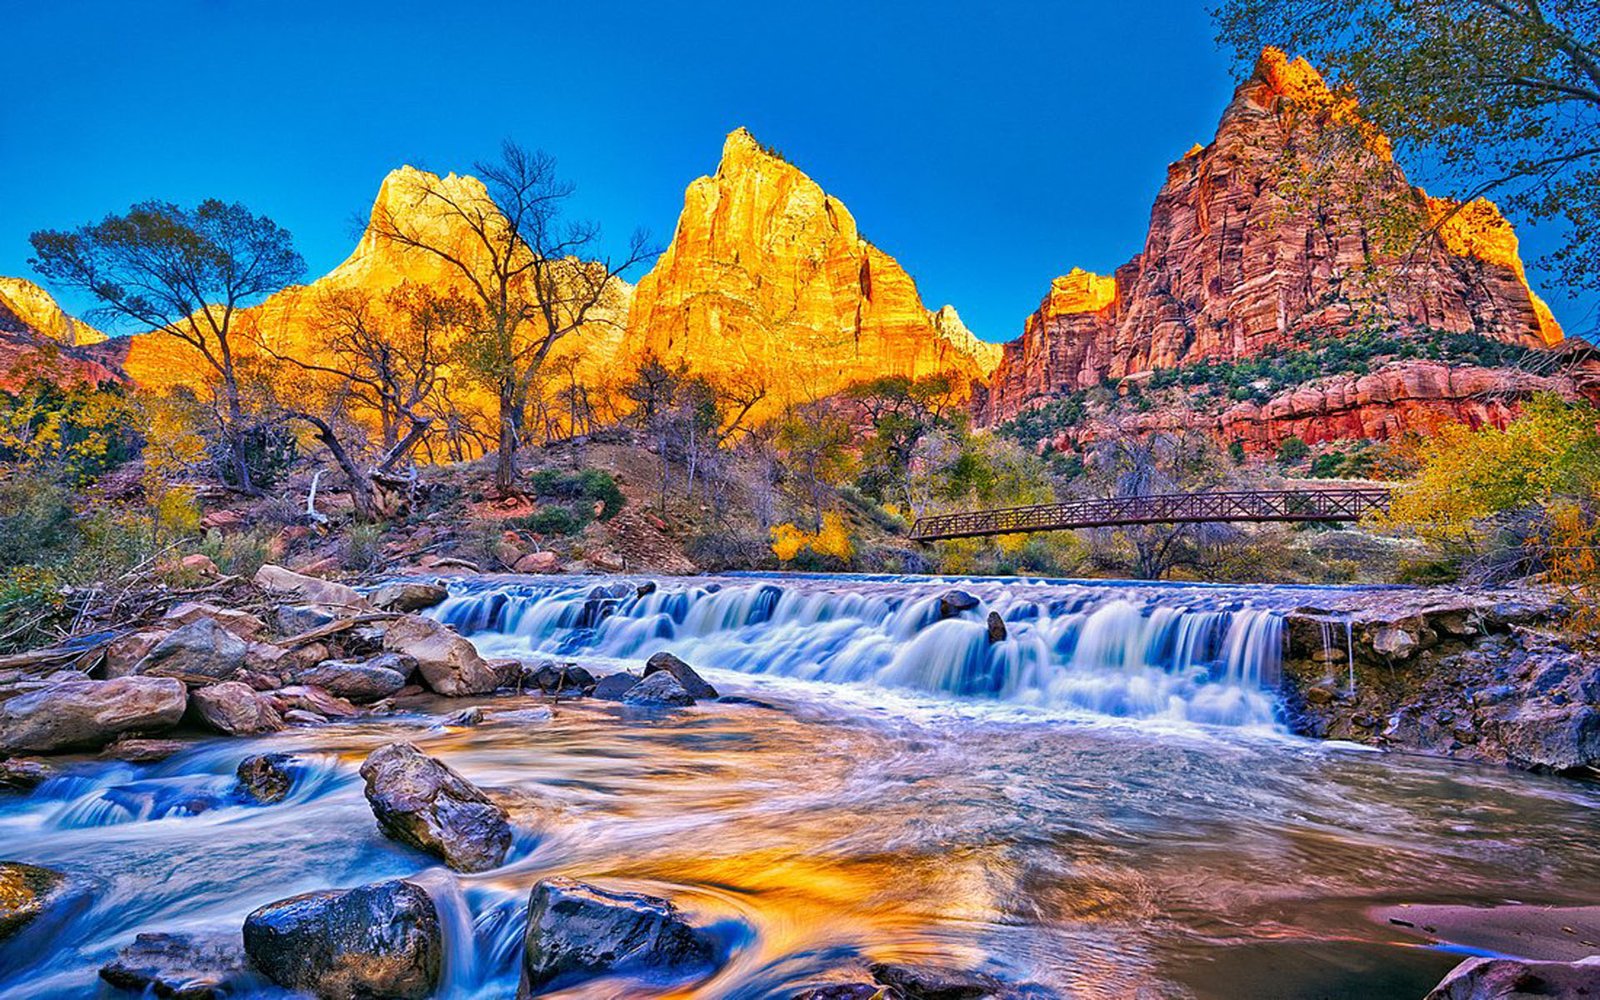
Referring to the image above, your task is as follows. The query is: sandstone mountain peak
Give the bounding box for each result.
[0,277,108,347]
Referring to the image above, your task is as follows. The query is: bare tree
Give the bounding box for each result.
[367,142,656,493]
[29,200,305,491]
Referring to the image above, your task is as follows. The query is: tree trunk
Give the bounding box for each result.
[495,383,519,495]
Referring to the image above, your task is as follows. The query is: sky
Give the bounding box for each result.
[2,0,1593,342]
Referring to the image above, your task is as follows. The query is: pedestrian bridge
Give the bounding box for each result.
[907,487,1393,541]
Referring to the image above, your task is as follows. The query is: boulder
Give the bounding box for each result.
[0,862,64,940]
[442,706,484,727]
[643,651,718,699]
[104,629,171,679]
[254,564,371,612]
[359,742,512,872]
[1497,704,1600,773]
[382,616,498,696]
[530,663,597,696]
[621,671,695,708]
[236,753,298,804]
[276,604,337,636]
[868,962,1008,999]
[592,673,640,701]
[291,656,411,703]
[243,879,440,1000]
[270,685,360,719]
[0,676,187,754]
[986,612,1007,643]
[514,551,561,574]
[283,709,327,726]
[369,582,449,613]
[99,931,252,999]
[134,619,248,681]
[937,590,980,619]
[161,602,267,641]
[101,737,190,762]
[244,639,326,676]
[637,581,658,597]
[1372,625,1420,661]
[1425,955,1600,999]
[795,986,905,1000]
[518,878,718,995]
[189,682,284,735]
[0,758,53,792]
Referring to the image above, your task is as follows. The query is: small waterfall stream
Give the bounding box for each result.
[432,574,1298,728]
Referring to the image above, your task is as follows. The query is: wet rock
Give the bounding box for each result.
[0,758,52,792]
[1496,703,1600,774]
[986,612,1007,643]
[99,931,252,999]
[283,709,327,725]
[291,656,411,703]
[189,682,285,735]
[134,619,249,681]
[637,581,657,597]
[382,615,499,696]
[0,676,187,754]
[513,551,561,574]
[1371,625,1419,662]
[243,878,440,1000]
[795,986,905,1000]
[442,706,483,727]
[276,604,337,636]
[869,962,1008,999]
[0,862,64,940]
[236,753,298,804]
[359,742,512,872]
[938,590,980,619]
[621,671,695,707]
[104,629,171,679]
[270,685,361,719]
[517,877,718,995]
[161,602,267,641]
[1425,955,1600,999]
[254,564,372,612]
[643,651,718,699]
[369,582,449,613]
[531,662,596,696]
[101,737,191,762]
[592,673,640,701]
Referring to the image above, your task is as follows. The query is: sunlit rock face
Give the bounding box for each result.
[0,278,108,347]
[122,166,633,416]
[0,280,123,388]
[977,48,1566,430]
[628,128,998,411]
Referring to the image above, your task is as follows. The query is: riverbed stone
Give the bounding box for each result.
[236,753,298,804]
[530,662,597,695]
[0,758,52,792]
[359,742,512,872]
[986,612,1007,643]
[381,615,499,696]
[1372,625,1419,662]
[161,602,267,641]
[189,682,284,735]
[869,961,1008,999]
[1495,703,1600,774]
[254,564,372,612]
[621,671,695,707]
[1425,955,1600,999]
[0,676,187,754]
[592,672,640,701]
[276,604,337,636]
[99,931,252,999]
[242,878,440,1000]
[938,590,980,619]
[291,656,411,703]
[0,862,64,941]
[104,629,171,679]
[643,652,717,699]
[134,618,249,682]
[270,685,361,719]
[518,877,718,995]
[795,985,905,1000]
[369,582,449,613]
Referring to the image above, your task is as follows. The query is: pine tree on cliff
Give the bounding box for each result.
[367,142,657,494]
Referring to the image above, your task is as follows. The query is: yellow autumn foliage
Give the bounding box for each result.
[770,512,854,563]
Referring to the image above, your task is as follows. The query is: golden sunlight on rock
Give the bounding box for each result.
[1427,195,1563,346]
[0,277,108,346]
[627,127,995,413]
[1043,269,1117,318]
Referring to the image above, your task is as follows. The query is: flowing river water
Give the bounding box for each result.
[2,573,1598,998]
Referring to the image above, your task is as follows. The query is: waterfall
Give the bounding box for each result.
[431,576,1298,728]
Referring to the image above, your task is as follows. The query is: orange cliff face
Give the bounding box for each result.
[975,47,1571,434]
[121,166,633,436]
[627,128,998,411]
[0,279,124,389]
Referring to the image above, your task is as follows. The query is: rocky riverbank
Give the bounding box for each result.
[1281,586,1600,776]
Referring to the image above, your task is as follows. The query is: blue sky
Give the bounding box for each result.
[3,0,1592,341]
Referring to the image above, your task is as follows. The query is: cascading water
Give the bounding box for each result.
[431,575,1298,728]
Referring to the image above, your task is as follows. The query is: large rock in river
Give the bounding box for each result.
[254,564,372,612]
[236,753,299,805]
[518,877,718,995]
[621,671,695,707]
[1425,955,1600,999]
[99,931,253,999]
[291,655,411,703]
[369,582,449,613]
[643,651,718,699]
[382,615,498,696]
[0,676,186,754]
[243,879,440,1000]
[189,681,284,735]
[0,862,65,941]
[359,742,512,872]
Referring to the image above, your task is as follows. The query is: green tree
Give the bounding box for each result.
[29,199,304,492]
[1215,0,1600,295]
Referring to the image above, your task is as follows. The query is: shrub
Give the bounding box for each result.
[1277,436,1310,465]
[511,505,589,537]
[527,468,625,520]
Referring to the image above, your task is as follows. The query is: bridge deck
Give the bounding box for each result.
[907,487,1392,541]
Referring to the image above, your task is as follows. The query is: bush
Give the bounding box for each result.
[197,526,280,578]
[511,505,589,537]
[685,529,775,571]
[527,467,625,520]
[0,473,77,571]
[342,522,385,571]
[1277,436,1310,465]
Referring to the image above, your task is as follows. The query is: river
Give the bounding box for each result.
[1,573,1597,998]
